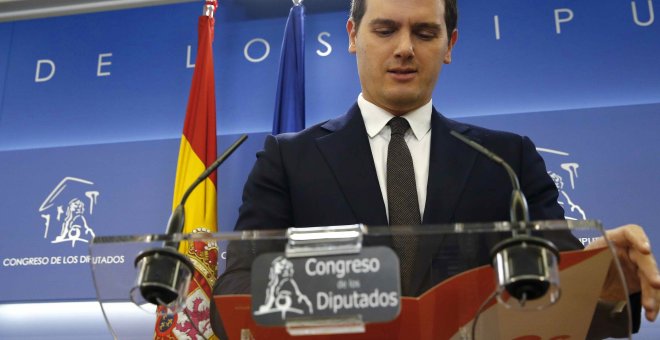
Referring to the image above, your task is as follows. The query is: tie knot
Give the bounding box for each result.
[388,117,410,136]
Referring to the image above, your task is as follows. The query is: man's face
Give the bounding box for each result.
[348,0,457,115]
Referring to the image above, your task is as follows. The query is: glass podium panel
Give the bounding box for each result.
[89,220,633,339]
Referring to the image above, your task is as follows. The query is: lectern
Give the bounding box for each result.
[89,220,632,339]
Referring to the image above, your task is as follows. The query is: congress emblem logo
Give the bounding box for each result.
[38,177,99,247]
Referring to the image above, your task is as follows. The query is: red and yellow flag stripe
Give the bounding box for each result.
[155,2,219,339]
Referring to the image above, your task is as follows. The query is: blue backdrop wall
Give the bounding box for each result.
[0,0,658,336]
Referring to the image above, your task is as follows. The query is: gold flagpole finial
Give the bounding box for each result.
[204,0,217,18]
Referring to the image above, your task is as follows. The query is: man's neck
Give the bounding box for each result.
[359,94,430,116]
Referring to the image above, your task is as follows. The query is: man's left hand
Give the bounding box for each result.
[587,224,660,321]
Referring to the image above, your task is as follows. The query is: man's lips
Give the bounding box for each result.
[388,68,417,80]
[388,68,416,74]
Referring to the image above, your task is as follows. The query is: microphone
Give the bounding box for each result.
[450,130,529,223]
[133,134,248,308]
[449,130,560,308]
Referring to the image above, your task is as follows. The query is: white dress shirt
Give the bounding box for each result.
[357,94,432,221]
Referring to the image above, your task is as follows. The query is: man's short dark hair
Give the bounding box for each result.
[350,0,458,40]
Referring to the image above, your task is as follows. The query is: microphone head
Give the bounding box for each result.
[132,247,194,307]
[490,235,561,308]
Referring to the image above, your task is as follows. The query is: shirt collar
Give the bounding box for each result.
[358,93,432,140]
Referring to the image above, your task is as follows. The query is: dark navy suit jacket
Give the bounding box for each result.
[234,103,568,229]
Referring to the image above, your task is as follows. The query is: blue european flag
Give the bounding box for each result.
[272,3,305,134]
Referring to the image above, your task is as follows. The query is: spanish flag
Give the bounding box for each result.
[154,1,219,339]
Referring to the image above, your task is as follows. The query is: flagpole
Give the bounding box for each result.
[153,1,220,339]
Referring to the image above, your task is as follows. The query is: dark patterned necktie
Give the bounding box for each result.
[387,117,421,296]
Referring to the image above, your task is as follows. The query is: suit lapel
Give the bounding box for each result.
[423,110,478,224]
[315,104,389,227]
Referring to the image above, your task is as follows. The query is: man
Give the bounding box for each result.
[214,0,659,335]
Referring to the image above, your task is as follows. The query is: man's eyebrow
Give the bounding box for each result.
[368,19,442,31]
[368,18,399,27]
[412,22,442,31]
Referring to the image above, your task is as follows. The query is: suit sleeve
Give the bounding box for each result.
[518,136,565,221]
[235,134,293,231]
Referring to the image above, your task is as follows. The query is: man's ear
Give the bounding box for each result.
[443,29,458,64]
[347,19,357,54]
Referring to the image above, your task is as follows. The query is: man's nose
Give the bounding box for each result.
[394,34,415,59]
